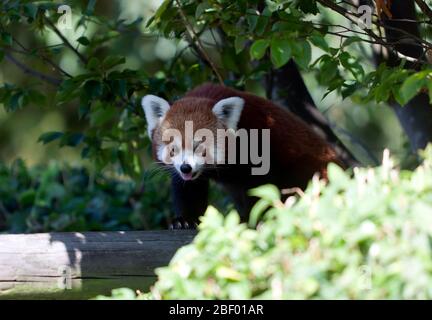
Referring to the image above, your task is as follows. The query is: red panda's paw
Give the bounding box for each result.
[168,217,198,230]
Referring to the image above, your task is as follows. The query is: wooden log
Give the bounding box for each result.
[0,230,196,299]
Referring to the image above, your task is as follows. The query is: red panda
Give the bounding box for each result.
[142,83,341,228]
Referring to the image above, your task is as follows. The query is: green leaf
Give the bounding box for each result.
[87,57,100,71]
[18,189,36,206]
[57,79,82,104]
[79,104,90,120]
[327,163,349,185]
[1,32,13,46]
[255,10,270,36]
[428,81,432,104]
[148,0,172,26]
[266,0,283,12]
[102,56,126,70]
[221,50,239,73]
[400,71,429,105]
[339,52,364,81]
[272,21,301,33]
[317,55,339,83]
[23,3,38,20]
[90,107,117,126]
[246,9,259,32]
[270,38,292,68]
[60,133,84,147]
[77,36,90,46]
[0,50,4,63]
[195,2,211,19]
[342,36,362,47]
[83,80,103,100]
[249,198,270,227]
[298,0,319,14]
[249,184,280,202]
[292,40,311,69]
[234,36,247,54]
[250,39,270,60]
[310,35,329,52]
[341,82,358,99]
[392,85,405,106]
[8,92,24,111]
[38,132,64,144]
[27,90,46,105]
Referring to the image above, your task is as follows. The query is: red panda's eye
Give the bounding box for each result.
[169,145,178,157]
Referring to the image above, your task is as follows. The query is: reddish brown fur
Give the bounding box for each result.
[152,83,342,222]
[177,83,338,179]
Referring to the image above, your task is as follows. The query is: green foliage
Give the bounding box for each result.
[147,145,432,299]
[0,0,427,172]
[0,160,172,233]
[0,159,231,233]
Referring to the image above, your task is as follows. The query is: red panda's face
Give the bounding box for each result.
[142,95,244,181]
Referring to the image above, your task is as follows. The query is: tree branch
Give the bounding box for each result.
[317,0,431,63]
[358,0,432,151]
[5,53,61,86]
[271,60,361,167]
[414,0,432,21]
[174,0,224,85]
[44,17,88,64]
[10,35,73,78]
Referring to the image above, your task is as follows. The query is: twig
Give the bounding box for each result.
[414,0,432,21]
[174,0,224,85]
[281,187,305,197]
[44,16,88,64]
[5,53,61,86]
[11,35,72,78]
[316,0,430,64]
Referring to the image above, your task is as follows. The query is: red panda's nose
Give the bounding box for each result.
[180,164,192,174]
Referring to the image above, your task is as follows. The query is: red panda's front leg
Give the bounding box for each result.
[223,183,258,223]
[170,174,209,229]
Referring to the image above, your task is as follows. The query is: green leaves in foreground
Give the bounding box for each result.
[400,70,432,104]
[365,65,432,106]
[270,38,292,68]
[147,145,432,299]
[250,37,312,69]
[249,39,269,60]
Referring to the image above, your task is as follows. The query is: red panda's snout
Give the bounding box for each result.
[156,134,210,181]
[142,94,245,181]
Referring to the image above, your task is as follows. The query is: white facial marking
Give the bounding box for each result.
[157,122,219,181]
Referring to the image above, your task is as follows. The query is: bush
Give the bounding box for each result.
[0,160,231,233]
[148,146,432,299]
[0,160,172,233]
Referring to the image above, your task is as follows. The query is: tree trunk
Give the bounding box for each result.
[270,60,360,167]
[366,0,432,151]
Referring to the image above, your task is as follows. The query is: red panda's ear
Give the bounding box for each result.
[141,95,170,139]
[212,97,244,130]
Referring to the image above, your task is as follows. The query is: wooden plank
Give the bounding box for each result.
[0,230,196,299]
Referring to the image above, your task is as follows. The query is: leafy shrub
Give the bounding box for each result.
[0,160,172,233]
[148,146,432,299]
[0,160,231,233]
